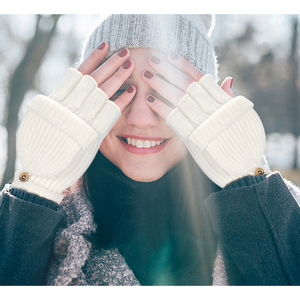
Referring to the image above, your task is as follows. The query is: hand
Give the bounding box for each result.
[77,42,136,111]
[142,53,269,187]
[142,52,233,119]
[12,43,136,203]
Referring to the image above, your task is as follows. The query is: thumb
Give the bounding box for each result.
[220,77,233,97]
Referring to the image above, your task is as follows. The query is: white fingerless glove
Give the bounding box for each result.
[166,74,271,188]
[12,68,120,203]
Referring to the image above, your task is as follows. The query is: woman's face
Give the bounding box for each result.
[100,48,188,182]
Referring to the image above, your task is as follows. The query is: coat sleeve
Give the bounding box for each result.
[0,184,62,285]
[205,172,300,285]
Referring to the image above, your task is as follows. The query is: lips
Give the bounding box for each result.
[120,137,167,148]
[118,135,169,154]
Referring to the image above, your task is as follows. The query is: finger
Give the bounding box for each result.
[220,77,234,97]
[146,95,173,120]
[142,70,185,107]
[77,42,109,75]
[148,55,194,92]
[99,59,135,98]
[167,52,204,82]
[114,85,136,112]
[90,48,131,85]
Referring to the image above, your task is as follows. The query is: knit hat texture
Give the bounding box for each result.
[82,14,218,79]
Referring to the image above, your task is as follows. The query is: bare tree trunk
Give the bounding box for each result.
[1,14,61,189]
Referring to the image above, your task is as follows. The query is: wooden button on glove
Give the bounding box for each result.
[12,68,121,203]
[166,74,271,187]
[19,172,29,182]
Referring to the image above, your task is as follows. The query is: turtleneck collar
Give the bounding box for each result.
[95,150,189,196]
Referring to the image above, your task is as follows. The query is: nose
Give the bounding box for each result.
[126,88,160,128]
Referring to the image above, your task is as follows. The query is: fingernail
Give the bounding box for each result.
[151,56,160,64]
[147,96,155,103]
[170,52,178,60]
[144,71,153,79]
[123,60,132,69]
[118,48,128,57]
[98,42,105,50]
[230,78,234,89]
[127,86,134,93]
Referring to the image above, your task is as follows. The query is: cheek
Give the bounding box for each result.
[98,119,122,165]
[168,137,188,166]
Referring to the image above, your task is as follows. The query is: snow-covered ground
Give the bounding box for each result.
[0,126,299,184]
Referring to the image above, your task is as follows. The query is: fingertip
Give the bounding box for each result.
[146,95,155,103]
[114,85,136,112]
[225,77,233,89]
[167,51,204,82]
[97,41,106,51]
[222,76,233,86]
[126,85,135,94]
[143,70,154,79]
[168,51,179,61]
[125,58,135,71]
[145,95,172,119]
[123,59,132,70]
[125,85,136,102]
[221,77,234,97]
[78,41,109,75]
[117,47,131,58]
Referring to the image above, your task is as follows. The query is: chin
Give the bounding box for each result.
[121,166,168,182]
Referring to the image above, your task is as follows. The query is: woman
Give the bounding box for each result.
[1,14,300,286]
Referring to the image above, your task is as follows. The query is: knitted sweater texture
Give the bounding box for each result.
[44,178,226,286]
[45,179,140,285]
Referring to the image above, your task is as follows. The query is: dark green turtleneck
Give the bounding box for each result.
[83,151,219,285]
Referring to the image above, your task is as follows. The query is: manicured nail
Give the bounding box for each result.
[98,42,106,50]
[147,96,155,103]
[230,78,234,89]
[127,86,134,93]
[118,48,128,57]
[170,52,178,60]
[151,56,160,64]
[123,60,132,69]
[144,71,153,79]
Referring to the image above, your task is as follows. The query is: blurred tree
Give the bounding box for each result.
[215,15,300,171]
[216,16,299,132]
[286,15,300,169]
[1,14,61,189]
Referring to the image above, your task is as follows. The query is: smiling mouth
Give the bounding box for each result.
[119,137,168,148]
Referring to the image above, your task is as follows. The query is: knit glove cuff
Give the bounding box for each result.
[12,68,120,203]
[166,74,270,187]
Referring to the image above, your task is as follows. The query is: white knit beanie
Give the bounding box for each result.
[82,14,218,80]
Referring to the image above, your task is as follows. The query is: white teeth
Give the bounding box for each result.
[143,140,151,148]
[125,137,166,148]
[136,140,144,148]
